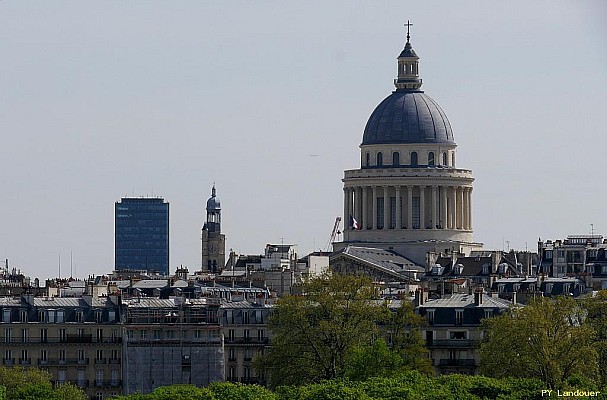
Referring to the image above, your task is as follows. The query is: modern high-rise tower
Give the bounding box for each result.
[335,25,482,265]
[115,197,169,275]
[201,185,225,273]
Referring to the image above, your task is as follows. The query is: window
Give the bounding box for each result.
[226,310,233,324]
[21,328,28,343]
[20,349,28,364]
[427,310,435,325]
[111,329,119,341]
[449,331,467,340]
[96,350,103,361]
[4,350,12,362]
[442,152,447,166]
[20,310,27,322]
[376,152,383,167]
[59,328,66,342]
[111,350,119,361]
[76,310,84,323]
[392,152,400,166]
[140,330,147,339]
[228,329,235,342]
[255,310,263,324]
[95,310,102,323]
[428,152,435,166]
[365,152,370,167]
[78,350,86,362]
[229,348,236,361]
[59,350,66,362]
[96,392,103,400]
[57,310,64,323]
[77,370,86,387]
[455,310,463,325]
[2,309,11,323]
[452,153,455,166]
[546,283,553,294]
[258,329,265,341]
[96,329,103,342]
[111,369,119,386]
[484,309,493,319]
[244,329,251,342]
[78,328,85,338]
[96,369,104,386]
[154,330,162,339]
[38,310,46,322]
[40,328,48,343]
[40,349,48,363]
[412,196,420,229]
[58,370,66,384]
[411,151,418,166]
[377,197,384,229]
[243,311,250,324]
[4,329,11,343]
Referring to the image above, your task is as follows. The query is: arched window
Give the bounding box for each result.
[442,152,448,166]
[365,152,370,167]
[392,152,400,166]
[452,153,456,167]
[410,151,418,167]
[428,152,435,166]
[377,152,383,167]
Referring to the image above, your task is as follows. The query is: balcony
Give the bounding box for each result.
[108,358,121,365]
[77,358,89,365]
[438,358,476,367]
[94,358,107,365]
[2,358,14,366]
[94,380,122,388]
[426,339,478,349]
[18,358,31,366]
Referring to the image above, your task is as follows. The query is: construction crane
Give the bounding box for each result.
[324,217,342,252]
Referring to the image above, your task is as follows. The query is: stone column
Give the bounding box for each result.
[431,186,438,229]
[440,186,447,230]
[343,187,349,231]
[450,186,457,229]
[468,187,473,230]
[458,187,465,229]
[372,186,378,230]
[354,187,361,226]
[362,186,368,230]
[407,185,413,229]
[395,186,401,230]
[383,186,389,229]
[419,186,426,229]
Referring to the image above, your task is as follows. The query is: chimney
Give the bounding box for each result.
[474,286,484,306]
[414,289,425,306]
[512,291,517,304]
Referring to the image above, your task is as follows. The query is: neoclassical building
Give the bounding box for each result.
[202,185,226,273]
[335,27,482,266]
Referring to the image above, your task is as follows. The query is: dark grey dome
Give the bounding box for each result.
[362,91,455,145]
[206,186,220,211]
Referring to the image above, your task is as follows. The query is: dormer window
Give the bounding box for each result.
[377,152,383,167]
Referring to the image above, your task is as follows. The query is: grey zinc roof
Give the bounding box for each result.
[418,293,512,309]
[362,91,455,146]
[342,246,424,273]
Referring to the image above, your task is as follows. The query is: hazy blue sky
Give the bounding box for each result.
[1,1,606,279]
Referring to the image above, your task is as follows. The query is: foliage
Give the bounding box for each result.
[113,385,216,400]
[255,273,386,387]
[275,380,372,400]
[584,290,607,386]
[207,382,276,400]
[344,339,407,381]
[480,296,598,389]
[383,300,432,375]
[0,366,86,400]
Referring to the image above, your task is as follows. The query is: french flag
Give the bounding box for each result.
[349,215,361,230]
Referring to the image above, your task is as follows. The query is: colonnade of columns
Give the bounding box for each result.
[344,185,472,232]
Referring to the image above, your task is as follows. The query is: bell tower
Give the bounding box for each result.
[201,185,226,273]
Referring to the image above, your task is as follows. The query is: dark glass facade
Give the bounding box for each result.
[115,198,169,275]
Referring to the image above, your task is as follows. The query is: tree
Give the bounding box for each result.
[480,296,598,389]
[583,290,607,386]
[255,273,387,387]
[0,366,86,400]
[384,300,433,375]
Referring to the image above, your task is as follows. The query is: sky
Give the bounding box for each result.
[1,1,606,280]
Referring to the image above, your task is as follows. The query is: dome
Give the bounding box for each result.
[362,91,455,145]
[206,186,221,211]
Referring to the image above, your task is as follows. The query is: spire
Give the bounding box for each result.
[211,183,216,198]
[394,20,423,91]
